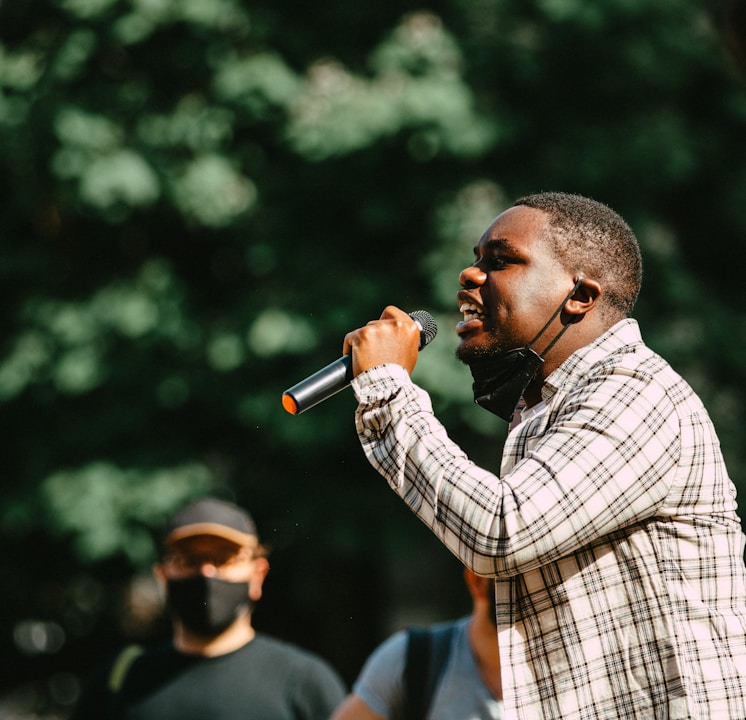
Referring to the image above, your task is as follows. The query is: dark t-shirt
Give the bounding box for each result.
[71,634,347,720]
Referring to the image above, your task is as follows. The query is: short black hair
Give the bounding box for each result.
[514,192,642,318]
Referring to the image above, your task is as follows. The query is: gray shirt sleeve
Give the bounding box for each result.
[351,619,503,720]
[351,630,408,718]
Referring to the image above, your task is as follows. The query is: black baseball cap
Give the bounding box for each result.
[164,498,258,547]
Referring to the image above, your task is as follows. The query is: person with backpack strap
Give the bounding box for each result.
[330,567,503,720]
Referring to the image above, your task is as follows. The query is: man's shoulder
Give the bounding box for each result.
[246,634,347,700]
[127,634,334,676]
[250,632,325,658]
[363,617,466,674]
[585,320,699,402]
[557,319,679,389]
[248,634,342,676]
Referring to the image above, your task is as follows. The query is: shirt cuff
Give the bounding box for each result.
[351,363,412,402]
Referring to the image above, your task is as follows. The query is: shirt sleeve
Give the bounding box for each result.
[351,630,408,718]
[352,362,681,577]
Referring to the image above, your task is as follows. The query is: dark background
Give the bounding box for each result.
[1,0,746,716]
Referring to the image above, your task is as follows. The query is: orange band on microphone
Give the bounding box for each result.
[281,393,299,415]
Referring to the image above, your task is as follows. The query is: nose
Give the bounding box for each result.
[459,264,486,290]
[198,561,218,577]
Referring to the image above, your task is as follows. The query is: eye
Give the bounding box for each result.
[483,254,508,270]
[473,238,518,271]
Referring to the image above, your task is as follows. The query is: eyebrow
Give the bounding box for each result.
[473,237,521,257]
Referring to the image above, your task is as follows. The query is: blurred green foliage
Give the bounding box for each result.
[1,0,746,716]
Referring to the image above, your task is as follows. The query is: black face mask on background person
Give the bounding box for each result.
[167,575,251,636]
[470,278,583,422]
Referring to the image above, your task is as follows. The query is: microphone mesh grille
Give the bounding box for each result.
[410,310,438,348]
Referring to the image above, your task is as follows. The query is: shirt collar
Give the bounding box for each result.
[540,318,643,405]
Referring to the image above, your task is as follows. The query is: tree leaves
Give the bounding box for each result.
[2,0,746,712]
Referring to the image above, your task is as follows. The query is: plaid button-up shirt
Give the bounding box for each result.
[353,319,746,719]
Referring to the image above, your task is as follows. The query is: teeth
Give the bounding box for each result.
[459,302,484,321]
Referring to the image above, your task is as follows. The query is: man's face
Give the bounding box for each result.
[456,205,574,364]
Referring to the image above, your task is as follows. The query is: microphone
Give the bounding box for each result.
[281,310,438,415]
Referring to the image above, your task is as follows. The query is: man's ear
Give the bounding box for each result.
[152,563,168,605]
[248,557,270,602]
[565,277,602,317]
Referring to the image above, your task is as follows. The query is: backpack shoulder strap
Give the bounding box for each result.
[106,643,144,718]
[107,644,144,693]
[403,624,456,720]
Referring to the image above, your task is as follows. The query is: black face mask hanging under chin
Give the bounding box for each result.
[471,348,545,422]
[470,278,583,422]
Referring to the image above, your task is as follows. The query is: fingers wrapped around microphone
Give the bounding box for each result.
[282,308,436,415]
[343,306,423,377]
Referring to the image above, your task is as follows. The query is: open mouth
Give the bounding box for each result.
[459,302,485,322]
[457,302,487,335]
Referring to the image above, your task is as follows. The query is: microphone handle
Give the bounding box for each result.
[281,355,352,415]
[281,310,436,416]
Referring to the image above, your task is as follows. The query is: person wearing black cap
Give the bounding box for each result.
[70,497,346,719]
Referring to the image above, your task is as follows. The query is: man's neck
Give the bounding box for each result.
[468,614,503,700]
[172,616,256,657]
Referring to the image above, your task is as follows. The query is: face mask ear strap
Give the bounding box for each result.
[527,275,585,358]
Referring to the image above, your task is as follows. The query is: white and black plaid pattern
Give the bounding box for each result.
[352,319,746,719]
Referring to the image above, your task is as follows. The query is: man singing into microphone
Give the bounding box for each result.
[342,192,746,719]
